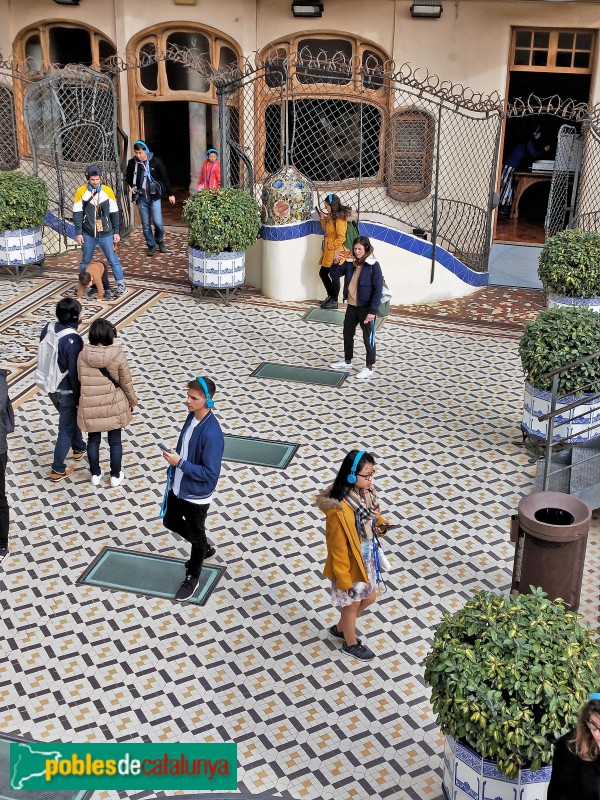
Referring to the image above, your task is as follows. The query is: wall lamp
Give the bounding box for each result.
[410,0,443,17]
[53,0,81,4]
[292,1,324,17]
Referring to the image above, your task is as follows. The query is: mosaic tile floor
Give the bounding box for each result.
[0,273,597,800]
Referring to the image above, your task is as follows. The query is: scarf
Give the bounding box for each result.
[343,486,380,542]
[134,155,154,197]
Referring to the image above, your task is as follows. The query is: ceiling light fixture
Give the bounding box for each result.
[410,0,443,17]
[292,1,324,17]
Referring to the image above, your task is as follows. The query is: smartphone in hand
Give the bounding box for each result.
[158,443,172,453]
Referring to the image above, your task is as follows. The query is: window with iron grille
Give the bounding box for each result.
[0,86,18,170]
[264,99,381,183]
[388,109,434,202]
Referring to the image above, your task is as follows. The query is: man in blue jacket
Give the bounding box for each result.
[161,376,224,602]
[40,298,86,481]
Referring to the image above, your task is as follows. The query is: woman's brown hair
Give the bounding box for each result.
[325,193,352,221]
[569,699,600,761]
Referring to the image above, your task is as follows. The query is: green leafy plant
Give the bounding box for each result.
[424,589,598,779]
[182,188,261,255]
[519,305,600,395]
[0,170,49,231]
[538,228,600,298]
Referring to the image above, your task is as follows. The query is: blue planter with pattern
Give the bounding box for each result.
[188,247,245,289]
[522,380,600,442]
[443,735,551,800]
[0,226,44,266]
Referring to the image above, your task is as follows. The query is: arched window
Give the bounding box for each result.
[15,22,116,73]
[259,34,389,186]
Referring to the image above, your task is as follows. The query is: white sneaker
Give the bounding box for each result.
[110,472,124,488]
[91,471,104,486]
[355,367,374,381]
[330,360,353,371]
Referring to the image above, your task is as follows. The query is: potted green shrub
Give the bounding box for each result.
[519,305,600,440]
[538,228,600,311]
[424,588,599,799]
[0,170,49,278]
[183,188,261,296]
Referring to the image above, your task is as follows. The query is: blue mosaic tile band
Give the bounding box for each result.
[260,219,488,287]
[45,212,77,240]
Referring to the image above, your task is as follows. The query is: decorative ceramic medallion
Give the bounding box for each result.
[261,166,314,225]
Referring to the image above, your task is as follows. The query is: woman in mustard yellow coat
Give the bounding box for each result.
[318,193,354,309]
[316,449,389,661]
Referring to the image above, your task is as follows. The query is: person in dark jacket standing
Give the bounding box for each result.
[161,376,224,602]
[329,236,383,382]
[126,140,175,256]
[73,165,127,297]
[548,694,600,800]
[40,298,86,481]
[0,369,14,562]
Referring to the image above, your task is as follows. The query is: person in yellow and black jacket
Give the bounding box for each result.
[318,192,355,309]
[73,164,127,297]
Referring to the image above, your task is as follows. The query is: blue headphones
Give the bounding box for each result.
[327,193,334,203]
[347,450,366,485]
[590,693,600,700]
[134,140,150,153]
[196,376,214,409]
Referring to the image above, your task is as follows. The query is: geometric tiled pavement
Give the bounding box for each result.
[1,274,597,800]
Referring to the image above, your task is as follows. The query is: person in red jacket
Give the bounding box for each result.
[196,148,221,191]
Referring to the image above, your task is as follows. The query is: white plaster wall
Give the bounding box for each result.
[259,233,482,304]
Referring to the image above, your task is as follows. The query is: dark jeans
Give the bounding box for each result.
[0,451,8,548]
[163,490,209,578]
[343,304,376,367]
[319,266,341,301]
[87,429,122,478]
[49,391,86,473]
[136,196,164,248]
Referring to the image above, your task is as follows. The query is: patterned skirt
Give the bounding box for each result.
[330,541,377,608]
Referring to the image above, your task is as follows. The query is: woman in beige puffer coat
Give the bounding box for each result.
[77,318,137,488]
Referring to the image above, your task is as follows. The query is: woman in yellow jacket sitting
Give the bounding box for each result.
[318,193,354,309]
[316,449,389,661]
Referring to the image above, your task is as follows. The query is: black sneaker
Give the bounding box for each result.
[329,625,344,640]
[147,245,157,256]
[157,241,167,253]
[322,299,338,309]
[319,296,332,308]
[205,545,216,559]
[0,547,8,564]
[175,574,199,602]
[342,639,375,661]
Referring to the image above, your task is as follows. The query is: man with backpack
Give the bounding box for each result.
[37,298,86,481]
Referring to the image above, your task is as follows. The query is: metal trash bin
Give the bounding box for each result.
[510,491,591,610]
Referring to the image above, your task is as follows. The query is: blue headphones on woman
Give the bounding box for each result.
[196,376,214,408]
[347,450,366,484]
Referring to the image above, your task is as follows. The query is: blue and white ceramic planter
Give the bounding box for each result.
[443,735,551,800]
[0,226,44,266]
[548,294,600,314]
[522,380,600,442]
[188,247,245,289]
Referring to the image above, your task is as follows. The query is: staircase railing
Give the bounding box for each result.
[538,348,600,490]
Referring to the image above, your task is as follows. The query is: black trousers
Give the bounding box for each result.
[319,266,340,301]
[0,451,8,548]
[163,490,209,578]
[343,304,376,367]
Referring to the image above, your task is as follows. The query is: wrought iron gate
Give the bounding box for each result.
[0,60,128,256]
[215,51,503,273]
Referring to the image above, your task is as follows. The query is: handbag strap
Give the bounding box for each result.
[99,366,121,390]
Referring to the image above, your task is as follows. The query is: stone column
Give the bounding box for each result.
[189,102,207,193]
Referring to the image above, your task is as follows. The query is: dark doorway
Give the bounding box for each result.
[141,101,191,226]
[495,71,591,245]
